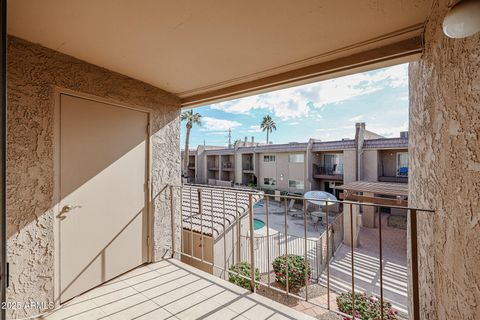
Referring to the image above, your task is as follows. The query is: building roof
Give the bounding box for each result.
[253,143,308,153]
[181,150,197,156]
[205,148,235,155]
[194,136,407,155]
[311,140,355,151]
[182,185,262,238]
[337,180,408,197]
[363,137,408,149]
[237,146,256,154]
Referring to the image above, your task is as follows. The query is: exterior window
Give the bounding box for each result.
[324,154,344,174]
[396,152,409,176]
[288,153,304,163]
[288,179,304,189]
[263,155,276,162]
[263,178,276,186]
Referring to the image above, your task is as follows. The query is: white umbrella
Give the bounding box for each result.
[304,190,337,206]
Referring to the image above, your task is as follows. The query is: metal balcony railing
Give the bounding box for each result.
[165,184,434,320]
[222,162,234,169]
[378,175,408,183]
[313,163,344,176]
[242,164,254,171]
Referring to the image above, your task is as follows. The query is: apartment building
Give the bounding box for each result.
[182,123,409,195]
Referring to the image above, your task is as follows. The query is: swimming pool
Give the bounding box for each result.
[253,218,265,230]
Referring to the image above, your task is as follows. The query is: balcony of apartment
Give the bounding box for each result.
[242,154,254,174]
[313,163,344,181]
[51,185,432,320]
[221,161,234,171]
[378,150,408,184]
[188,156,196,170]
[45,258,313,320]
[4,1,476,319]
[220,155,235,172]
[242,166,254,174]
[207,156,220,171]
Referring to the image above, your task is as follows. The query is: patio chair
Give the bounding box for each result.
[398,167,408,176]
[287,199,301,217]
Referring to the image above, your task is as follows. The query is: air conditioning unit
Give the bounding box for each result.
[329,181,336,189]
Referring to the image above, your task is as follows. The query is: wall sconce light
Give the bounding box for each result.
[443,0,480,38]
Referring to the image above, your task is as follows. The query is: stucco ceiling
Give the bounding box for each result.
[7,0,433,102]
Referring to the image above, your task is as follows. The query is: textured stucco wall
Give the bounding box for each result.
[409,0,480,318]
[7,36,181,318]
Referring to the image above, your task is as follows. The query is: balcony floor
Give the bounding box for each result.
[44,259,315,320]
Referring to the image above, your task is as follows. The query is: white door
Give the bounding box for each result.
[59,94,148,302]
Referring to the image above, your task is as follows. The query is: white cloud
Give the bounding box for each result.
[305,63,408,108]
[245,125,262,133]
[287,121,300,126]
[315,127,341,132]
[209,64,408,119]
[200,117,242,132]
[210,89,310,120]
[348,115,364,122]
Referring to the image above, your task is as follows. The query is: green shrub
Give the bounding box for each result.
[336,291,399,320]
[228,262,260,290]
[272,255,311,289]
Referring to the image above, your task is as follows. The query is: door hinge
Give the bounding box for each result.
[146,123,150,134]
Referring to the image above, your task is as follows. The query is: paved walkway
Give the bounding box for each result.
[43,259,316,320]
[319,213,408,315]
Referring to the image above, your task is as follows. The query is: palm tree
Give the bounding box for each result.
[260,115,277,144]
[181,110,202,177]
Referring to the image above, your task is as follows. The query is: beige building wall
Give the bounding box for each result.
[361,150,379,181]
[7,36,181,318]
[409,0,480,318]
[234,152,242,184]
[259,153,277,189]
[343,150,357,183]
[258,152,306,192]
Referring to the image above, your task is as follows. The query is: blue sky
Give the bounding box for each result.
[182,63,409,148]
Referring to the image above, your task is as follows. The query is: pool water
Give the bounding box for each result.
[253,218,265,230]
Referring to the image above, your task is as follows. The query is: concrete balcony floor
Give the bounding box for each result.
[43,259,315,320]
